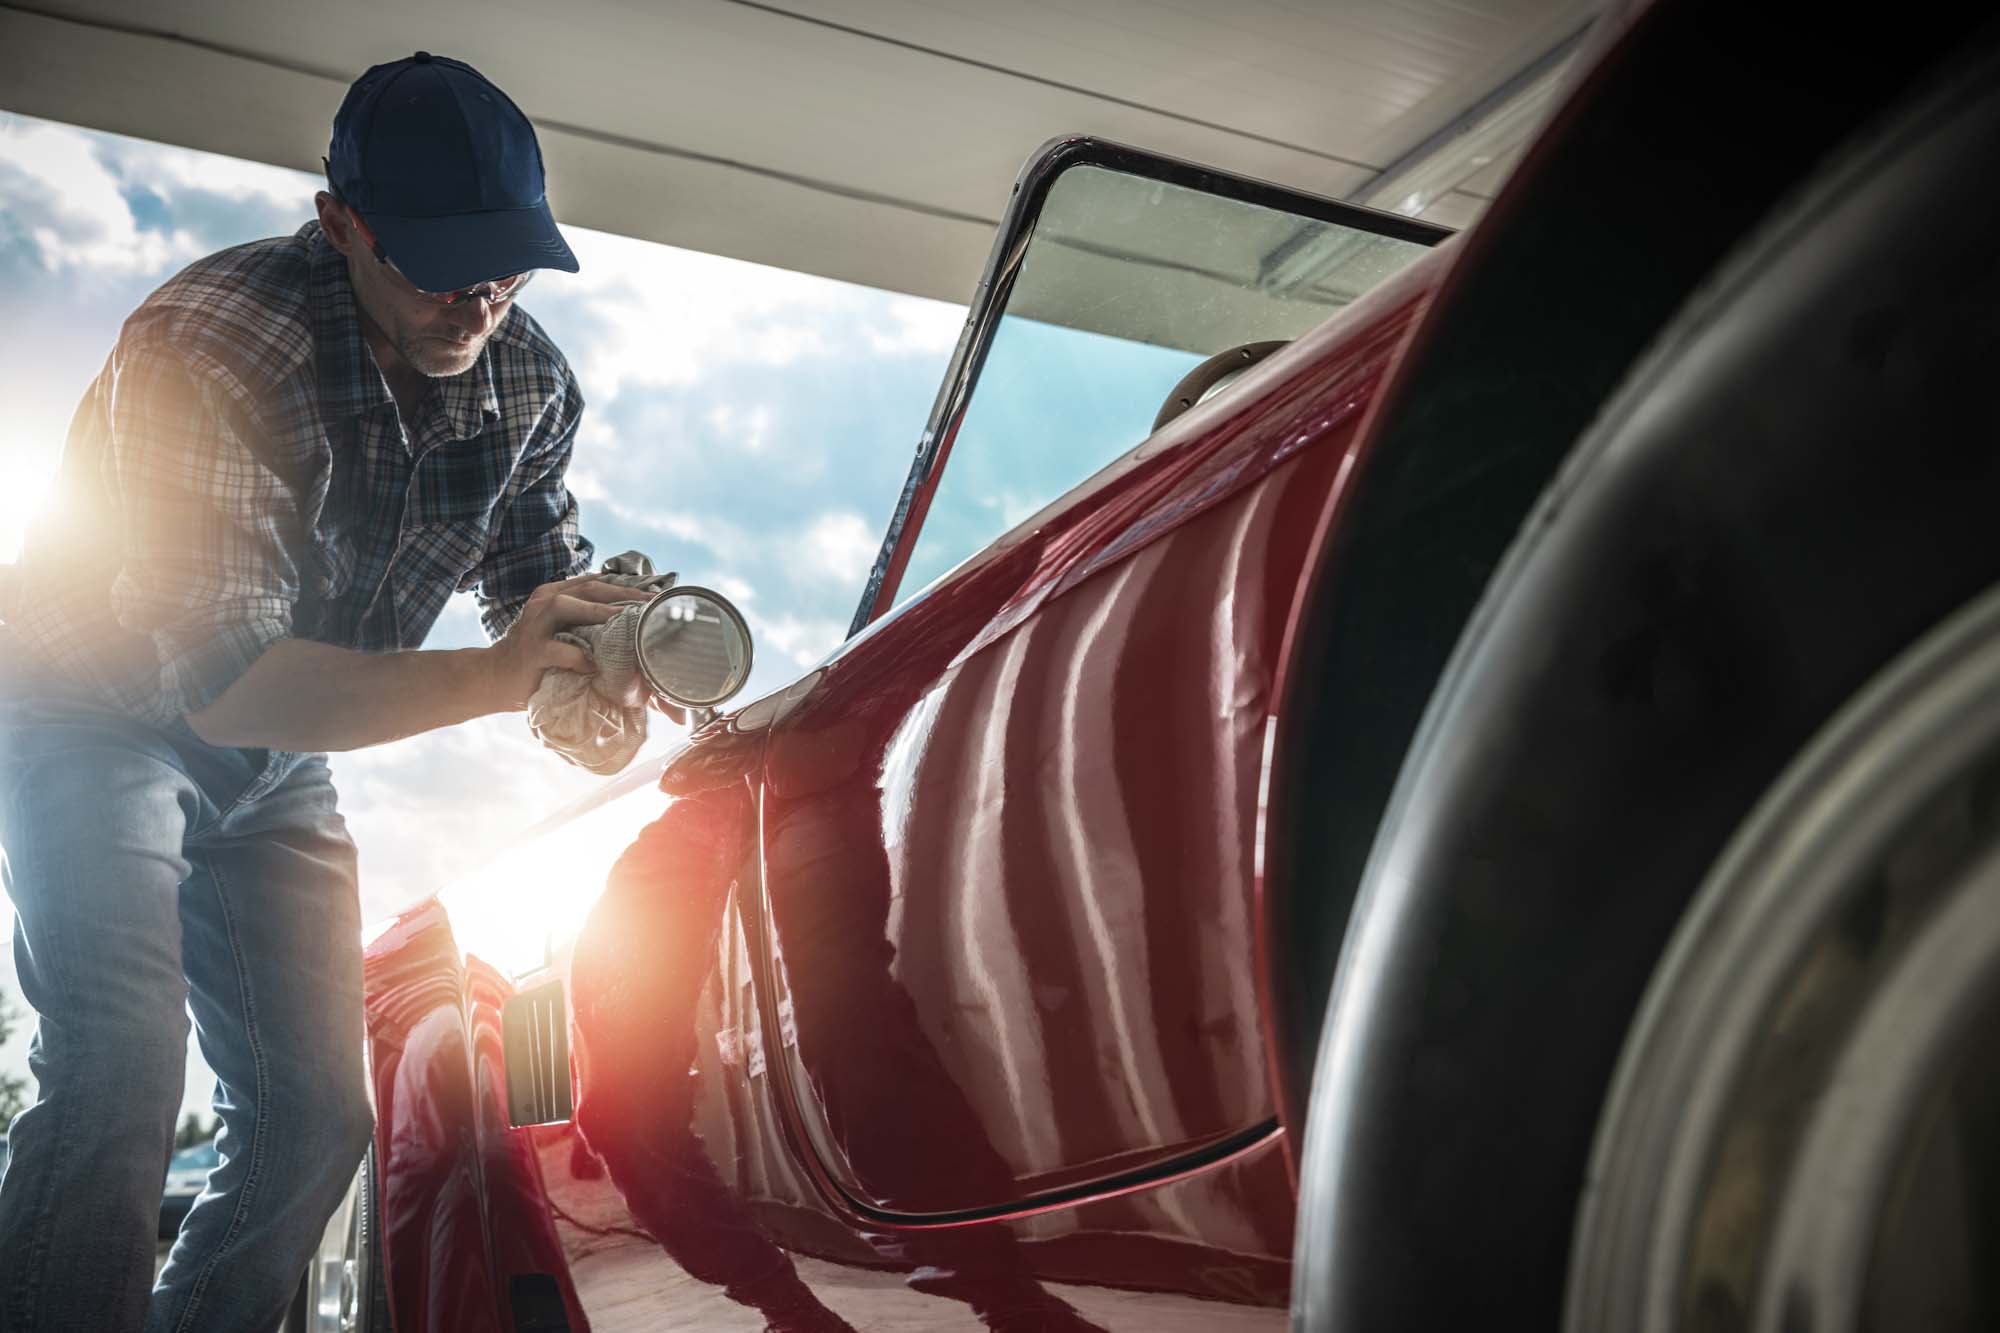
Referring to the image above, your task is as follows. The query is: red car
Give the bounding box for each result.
[307,3,2000,1329]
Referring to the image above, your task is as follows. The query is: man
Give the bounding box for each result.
[0,53,642,1331]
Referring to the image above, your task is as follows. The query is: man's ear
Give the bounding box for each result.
[314,192,356,257]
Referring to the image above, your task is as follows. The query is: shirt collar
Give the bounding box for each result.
[305,222,502,442]
[307,222,392,424]
[434,332,502,442]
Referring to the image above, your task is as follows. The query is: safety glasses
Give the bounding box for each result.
[342,205,533,306]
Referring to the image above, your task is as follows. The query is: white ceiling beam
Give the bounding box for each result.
[0,0,1599,305]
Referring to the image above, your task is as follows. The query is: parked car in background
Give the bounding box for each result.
[158,1138,217,1240]
[308,1,2000,1329]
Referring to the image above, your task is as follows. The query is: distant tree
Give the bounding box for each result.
[173,1112,218,1150]
[0,990,28,1125]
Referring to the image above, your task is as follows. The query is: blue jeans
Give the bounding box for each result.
[0,677,373,1332]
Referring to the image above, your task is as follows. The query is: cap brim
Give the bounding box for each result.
[364,198,579,292]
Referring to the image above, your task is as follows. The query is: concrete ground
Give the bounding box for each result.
[561,1234,1287,1332]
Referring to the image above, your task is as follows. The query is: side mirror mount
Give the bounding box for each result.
[634,586,754,726]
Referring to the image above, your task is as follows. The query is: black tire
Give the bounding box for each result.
[1291,27,2000,1333]
[1261,0,1996,1129]
[354,1142,393,1333]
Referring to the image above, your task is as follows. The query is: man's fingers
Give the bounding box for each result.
[546,594,628,626]
[552,570,619,589]
[562,579,657,605]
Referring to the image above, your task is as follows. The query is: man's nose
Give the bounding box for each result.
[445,298,501,336]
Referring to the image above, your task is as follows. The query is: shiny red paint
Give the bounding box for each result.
[464,955,594,1333]
[758,264,1437,1221]
[361,902,508,1333]
[1253,257,1452,1166]
[362,242,1451,1329]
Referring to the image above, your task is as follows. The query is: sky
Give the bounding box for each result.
[0,110,965,1123]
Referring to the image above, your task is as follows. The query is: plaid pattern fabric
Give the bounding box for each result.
[0,222,593,727]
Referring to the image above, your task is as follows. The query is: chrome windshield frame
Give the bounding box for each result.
[846,135,1451,637]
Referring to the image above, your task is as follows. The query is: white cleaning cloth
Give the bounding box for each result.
[526,551,676,775]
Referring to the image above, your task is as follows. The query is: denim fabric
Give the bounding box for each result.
[0,669,373,1333]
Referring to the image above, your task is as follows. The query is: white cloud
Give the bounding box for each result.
[424,590,489,650]
[865,296,965,357]
[528,223,963,407]
[0,119,204,275]
[533,227,847,402]
[756,612,849,669]
[136,141,316,212]
[704,402,774,453]
[789,510,878,589]
[999,489,1046,529]
[0,115,319,281]
[563,461,609,501]
[606,501,757,571]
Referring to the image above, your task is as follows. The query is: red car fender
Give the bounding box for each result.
[362,901,508,1333]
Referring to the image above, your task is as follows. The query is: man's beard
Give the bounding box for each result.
[399,329,486,378]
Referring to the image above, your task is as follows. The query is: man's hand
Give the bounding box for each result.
[483,573,656,711]
[184,575,657,752]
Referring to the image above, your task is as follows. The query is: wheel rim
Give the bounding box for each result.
[341,1151,372,1333]
[1567,583,2000,1332]
[296,1156,372,1333]
[340,1254,360,1332]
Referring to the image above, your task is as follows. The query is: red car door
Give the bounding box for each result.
[753,141,1443,1218]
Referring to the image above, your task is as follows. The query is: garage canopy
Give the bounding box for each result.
[0,0,1598,306]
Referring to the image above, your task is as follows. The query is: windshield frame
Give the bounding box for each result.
[845,135,1451,636]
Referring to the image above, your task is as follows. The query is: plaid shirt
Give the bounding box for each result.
[0,222,594,727]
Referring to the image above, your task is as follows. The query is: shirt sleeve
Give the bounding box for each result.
[468,392,596,642]
[102,341,299,725]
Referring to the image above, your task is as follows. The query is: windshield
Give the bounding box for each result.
[889,161,1434,609]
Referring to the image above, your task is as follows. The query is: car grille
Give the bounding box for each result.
[502,982,573,1127]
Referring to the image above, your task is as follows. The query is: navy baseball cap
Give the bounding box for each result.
[326,52,579,292]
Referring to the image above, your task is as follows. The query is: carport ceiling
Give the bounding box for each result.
[0,0,1599,305]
